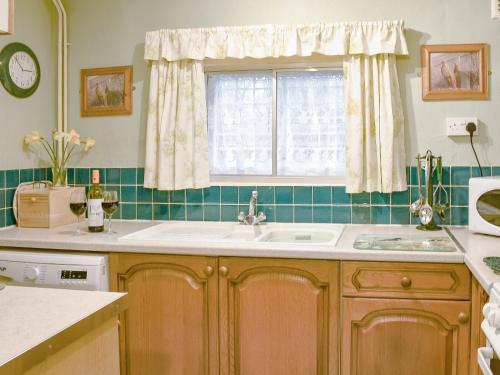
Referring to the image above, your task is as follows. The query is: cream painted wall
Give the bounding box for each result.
[63,0,500,167]
[0,0,57,170]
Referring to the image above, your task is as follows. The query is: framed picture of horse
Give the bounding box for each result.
[421,44,488,100]
[80,65,132,116]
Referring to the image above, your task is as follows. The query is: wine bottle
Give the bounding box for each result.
[87,170,104,232]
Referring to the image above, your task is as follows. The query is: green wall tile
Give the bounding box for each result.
[137,186,153,202]
[203,205,220,221]
[170,204,186,220]
[121,203,136,220]
[153,204,169,220]
[120,168,136,185]
[187,189,203,203]
[451,166,470,186]
[352,192,369,204]
[275,205,293,222]
[20,168,33,183]
[352,206,370,224]
[391,190,409,205]
[238,186,256,203]
[275,187,293,204]
[371,192,390,205]
[313,206,331,223]
[313,186,331,204]
[6,170,19,188]
[121,186,137,202]
[137,204,153,220]
[204,186,221,203]
[332,186,350,205]
[153,189,169,203]
[220,186,239,203]
[371,206,390,224]
[257,186,274,204]
[221,205,238,222]
[391,207,410,224]
[187,204,203,221]
[294,205,312,223]
[106,168,120,184]
[294,187,312,204]
[171,190,186,203]
[332,206,351,223]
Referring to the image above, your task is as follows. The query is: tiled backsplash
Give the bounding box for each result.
[1,166,499,228]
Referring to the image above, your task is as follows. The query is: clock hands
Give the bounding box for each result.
[14,56,33,73]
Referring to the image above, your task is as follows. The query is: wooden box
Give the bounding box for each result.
[17,187,84,228]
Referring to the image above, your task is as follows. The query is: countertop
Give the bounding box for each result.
[0,285,126,374]
[0,220,499,292]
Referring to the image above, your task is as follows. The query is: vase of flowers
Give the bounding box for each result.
[23,129,96,187]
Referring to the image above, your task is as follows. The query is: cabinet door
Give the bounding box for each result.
[342,297,471,375]
[219,257,340,375]
[109,253,218,375]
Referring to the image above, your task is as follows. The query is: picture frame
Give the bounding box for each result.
[80,65,132,116]
[0,0,14,34]
[421,44,488,100]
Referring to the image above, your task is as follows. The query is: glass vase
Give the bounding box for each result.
[52,165,67,187]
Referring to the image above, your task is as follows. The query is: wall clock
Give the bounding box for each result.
[0,42,40,98]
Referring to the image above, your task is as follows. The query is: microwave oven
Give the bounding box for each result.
[469,176,500,236]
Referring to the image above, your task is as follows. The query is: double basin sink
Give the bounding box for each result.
[119,222,458,252]
[120,222,344,245]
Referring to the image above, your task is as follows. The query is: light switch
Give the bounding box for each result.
[446,117,478,137]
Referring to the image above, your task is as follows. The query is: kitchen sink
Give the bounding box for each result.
[120,222,344,246]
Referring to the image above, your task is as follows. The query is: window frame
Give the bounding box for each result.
[205,59,346,186]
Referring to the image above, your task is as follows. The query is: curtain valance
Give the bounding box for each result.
[144,20,408,62]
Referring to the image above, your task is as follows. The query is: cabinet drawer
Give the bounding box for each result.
[342,261,470,300]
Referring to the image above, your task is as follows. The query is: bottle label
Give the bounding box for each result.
[88,198,104,227]
[92,170,100,184]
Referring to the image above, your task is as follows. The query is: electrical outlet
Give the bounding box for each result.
[446,117,479,137]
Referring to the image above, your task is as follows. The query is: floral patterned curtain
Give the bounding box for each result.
[344,54,407,193]
[144,21,408,191]
[144,60,209,190]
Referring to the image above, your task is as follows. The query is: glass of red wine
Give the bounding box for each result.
[69,190,87,235]
[102,190,119,234]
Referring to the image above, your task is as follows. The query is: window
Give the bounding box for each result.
[207,66,345,183]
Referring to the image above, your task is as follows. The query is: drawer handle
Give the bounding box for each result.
[401,276,412,288]
[219,266,229,277]
[31,197,37,203]
[458,312,469,324]
[203,266,214,277]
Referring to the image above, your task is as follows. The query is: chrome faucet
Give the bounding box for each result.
[238,191,266,225]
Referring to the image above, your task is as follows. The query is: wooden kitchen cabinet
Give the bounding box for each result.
[109,253,218,375]
[218,257,340,375]
[342,261,472,375]
[342,297,471,375]
[470,277,489,375]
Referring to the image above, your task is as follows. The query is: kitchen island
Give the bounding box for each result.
[0,285,126,375]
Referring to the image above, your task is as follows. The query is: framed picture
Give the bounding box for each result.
[80,65,132,116]
[0,0,14,34]
[421,44,488,100]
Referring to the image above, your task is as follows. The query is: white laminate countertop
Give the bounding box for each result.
[0,285,126,373]
[0,220,499,292]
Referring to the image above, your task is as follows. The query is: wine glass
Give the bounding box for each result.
[102,190,119,234]
[69,190,87,235]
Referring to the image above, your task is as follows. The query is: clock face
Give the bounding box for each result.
[8,51,38,89]
[0,42,41,98]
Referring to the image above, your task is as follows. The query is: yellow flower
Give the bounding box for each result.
[66,129,81,145]
[84,137,96,151]
[23,131,41,145]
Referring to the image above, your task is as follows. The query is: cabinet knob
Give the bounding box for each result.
[219,266,229,277]
[203,266,214,277]
[458,312,469,324]
[31,197,37,203]
[400,276,412,288]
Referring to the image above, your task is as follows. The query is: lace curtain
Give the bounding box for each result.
[144,20,409,192]
[207,72,273,175]
[277,70,345,176]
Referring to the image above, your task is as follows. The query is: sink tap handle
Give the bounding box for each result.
[238,211,246,223]
[256,211,266,223]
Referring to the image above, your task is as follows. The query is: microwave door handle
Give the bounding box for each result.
[478,347,495,375]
